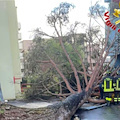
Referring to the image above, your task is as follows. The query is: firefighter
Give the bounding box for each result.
[101,71,114,106]
[114,71,120,104]
[99,83,103,99]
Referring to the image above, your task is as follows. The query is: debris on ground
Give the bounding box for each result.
[0,104,48,120]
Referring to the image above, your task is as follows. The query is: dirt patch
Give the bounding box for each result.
[0,104,48,120]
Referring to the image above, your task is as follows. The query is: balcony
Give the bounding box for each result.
[19,41,23,50]
[20,63,24,69]
[20,53,23,59]
[18,23,21,30]
[18,33,22,40]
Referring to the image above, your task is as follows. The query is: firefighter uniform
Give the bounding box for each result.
[114,74,120,104]
[101,72,114,105]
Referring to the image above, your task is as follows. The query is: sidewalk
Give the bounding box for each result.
[8,100,58,108]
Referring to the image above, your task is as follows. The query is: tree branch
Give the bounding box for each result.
[54,23,82,92]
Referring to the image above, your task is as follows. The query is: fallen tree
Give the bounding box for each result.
[37,90,89,120]
[23,2,120,120]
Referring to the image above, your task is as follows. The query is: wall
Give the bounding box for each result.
[0,0,22,99]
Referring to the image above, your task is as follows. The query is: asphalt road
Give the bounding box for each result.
[74,104,120,120]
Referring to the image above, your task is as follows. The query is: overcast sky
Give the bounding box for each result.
[15,0,108,40]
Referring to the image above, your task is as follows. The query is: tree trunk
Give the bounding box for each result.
[37,90,91,120]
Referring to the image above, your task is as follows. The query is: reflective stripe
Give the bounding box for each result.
[104,78,114,92]
[113,83,116,87]
[114,98,117,102]
[110,80,113,91]
[106,97,112,101]
[116,78,120,91]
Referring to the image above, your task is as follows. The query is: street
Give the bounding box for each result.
[75,105,120,120]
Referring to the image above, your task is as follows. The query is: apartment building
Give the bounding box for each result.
[19,40,33,77]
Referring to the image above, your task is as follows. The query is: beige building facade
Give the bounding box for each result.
[19,40,33,77]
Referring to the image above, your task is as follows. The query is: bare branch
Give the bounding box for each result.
[42,83,71,97]
[34,28,56,39]
[73,48,88,85]
[36,60,50,63]
[54,23,82,92]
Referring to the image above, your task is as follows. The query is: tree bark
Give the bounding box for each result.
[49,59,75,93]
[36,90,91,120]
